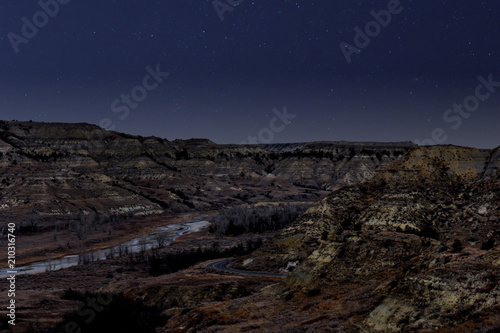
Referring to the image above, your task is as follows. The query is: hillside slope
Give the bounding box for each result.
[0,120,412,230]
[162,145,500,332]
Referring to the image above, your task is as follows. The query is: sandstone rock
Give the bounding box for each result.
[188,144,500,332]
[0,120,413,226]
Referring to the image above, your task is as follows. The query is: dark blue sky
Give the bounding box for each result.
[1,1,499,148]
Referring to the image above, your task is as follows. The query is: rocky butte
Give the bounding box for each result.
[0,120,412,229]
[162,145,499,332]
[1,120,499,332]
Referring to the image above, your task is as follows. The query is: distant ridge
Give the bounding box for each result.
[255,141,415,152]
[0,120,414,223]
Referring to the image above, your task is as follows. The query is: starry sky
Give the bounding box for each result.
[1,1,499,148]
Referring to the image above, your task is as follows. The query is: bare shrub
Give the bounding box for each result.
[210,203,309,236]
[154,231,173,249]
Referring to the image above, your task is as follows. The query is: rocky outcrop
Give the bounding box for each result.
[0,120,413,228]
[485,146,500,177]
[173,145,500,332]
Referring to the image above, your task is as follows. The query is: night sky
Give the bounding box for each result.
[1,1,499,148]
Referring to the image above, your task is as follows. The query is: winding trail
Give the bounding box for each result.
[206,259,288,278]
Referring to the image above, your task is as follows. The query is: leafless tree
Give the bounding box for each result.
[211,203,309,236]
[45,254,56,272]
[75,215,92,240]
[154,231,172,249]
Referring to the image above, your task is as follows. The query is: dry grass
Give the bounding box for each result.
[0,212,202,267]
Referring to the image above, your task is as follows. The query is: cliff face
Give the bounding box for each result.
[4,120,499,331]
[209,145,500,332]
[0,120,412,228]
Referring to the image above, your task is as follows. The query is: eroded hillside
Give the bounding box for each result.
[0,120,412,230]
[161,145,500,332]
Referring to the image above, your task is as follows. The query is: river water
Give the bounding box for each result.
[0,218,210,278]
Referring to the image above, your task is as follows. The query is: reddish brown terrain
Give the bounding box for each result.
[0,120,412,223]
[178,146,500,332]
[0,121,499,332]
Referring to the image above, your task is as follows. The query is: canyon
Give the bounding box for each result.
[0,120,498,332]
[0,120,412,229]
